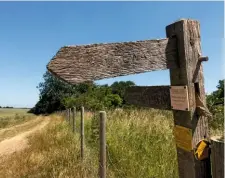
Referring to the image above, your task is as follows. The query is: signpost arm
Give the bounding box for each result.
[166,19,211,178]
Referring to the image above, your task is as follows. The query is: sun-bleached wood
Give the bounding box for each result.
[211,136,224,178]
[166,19,211,178]
[99,111,106,178]
[124,86,171,110]
[80,106,84,159]
[47,38,178,84]
[72,107,76,133]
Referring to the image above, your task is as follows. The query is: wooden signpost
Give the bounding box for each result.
[124,86,171,110]
[47,19,211,178]
[173,125,192,152]
[47,38,178,84]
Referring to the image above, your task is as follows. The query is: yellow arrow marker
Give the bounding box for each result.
[194,140,209,161]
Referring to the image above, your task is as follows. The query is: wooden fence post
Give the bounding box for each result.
[69,108,71,124]
[62,110,67,120]
[99,111,106,178]
[166,19,211,177]
[211,136,224,178]
[66,109,69,122]
[72,107,76,133]
[80,106,84,159]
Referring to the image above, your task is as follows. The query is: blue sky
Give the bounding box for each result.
[0,2,224,108]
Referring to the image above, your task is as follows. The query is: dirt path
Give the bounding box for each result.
[0,116,50,157]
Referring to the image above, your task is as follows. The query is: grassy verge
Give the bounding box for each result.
[0,116,42,142]
[0,115,98,178]
[0,108,223,178]
[70,109,178,177]
[76,108,223,178]
[84,109,178,178]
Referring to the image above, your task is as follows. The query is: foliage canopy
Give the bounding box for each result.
[30,71,135,114]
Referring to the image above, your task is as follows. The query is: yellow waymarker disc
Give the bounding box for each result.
[194,139,210,161]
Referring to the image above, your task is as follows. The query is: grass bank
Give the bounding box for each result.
[0,108,223,178]
[84,109,178,178]
[0,115,98,178]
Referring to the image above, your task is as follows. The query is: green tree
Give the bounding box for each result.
[206,79,224,110]
[63,84,123,111]
[31,71,135,114]
[215,79,224,104]
[206,79,224,130]
[30,71,94,114]
[111,81,135,104]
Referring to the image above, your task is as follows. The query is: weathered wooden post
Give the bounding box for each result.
[80,106,84,159]
[72,107,76,133]
[68,108,71,125]
[67,109,69,122]
[166,19,211,178]
[211,136,224,178]
[62,110,67,120]
[99,111,106,178]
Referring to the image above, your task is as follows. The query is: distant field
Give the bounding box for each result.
[0,108,34,129]
[0,108,30,118]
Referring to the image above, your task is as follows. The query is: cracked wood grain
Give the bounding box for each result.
[47,38,178,84]
[124,86,171,110]
[166,19,210,178]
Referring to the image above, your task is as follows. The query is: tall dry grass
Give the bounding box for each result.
[0,115,98,178]
[84,109,178,178]
[1,108,223,178]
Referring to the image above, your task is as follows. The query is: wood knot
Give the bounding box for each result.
[190,40,195,46]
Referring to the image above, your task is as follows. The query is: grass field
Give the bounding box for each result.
[0,109,178,178]
[0,108,34,129]
[0,108,223,178]
[0,108,30,118]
